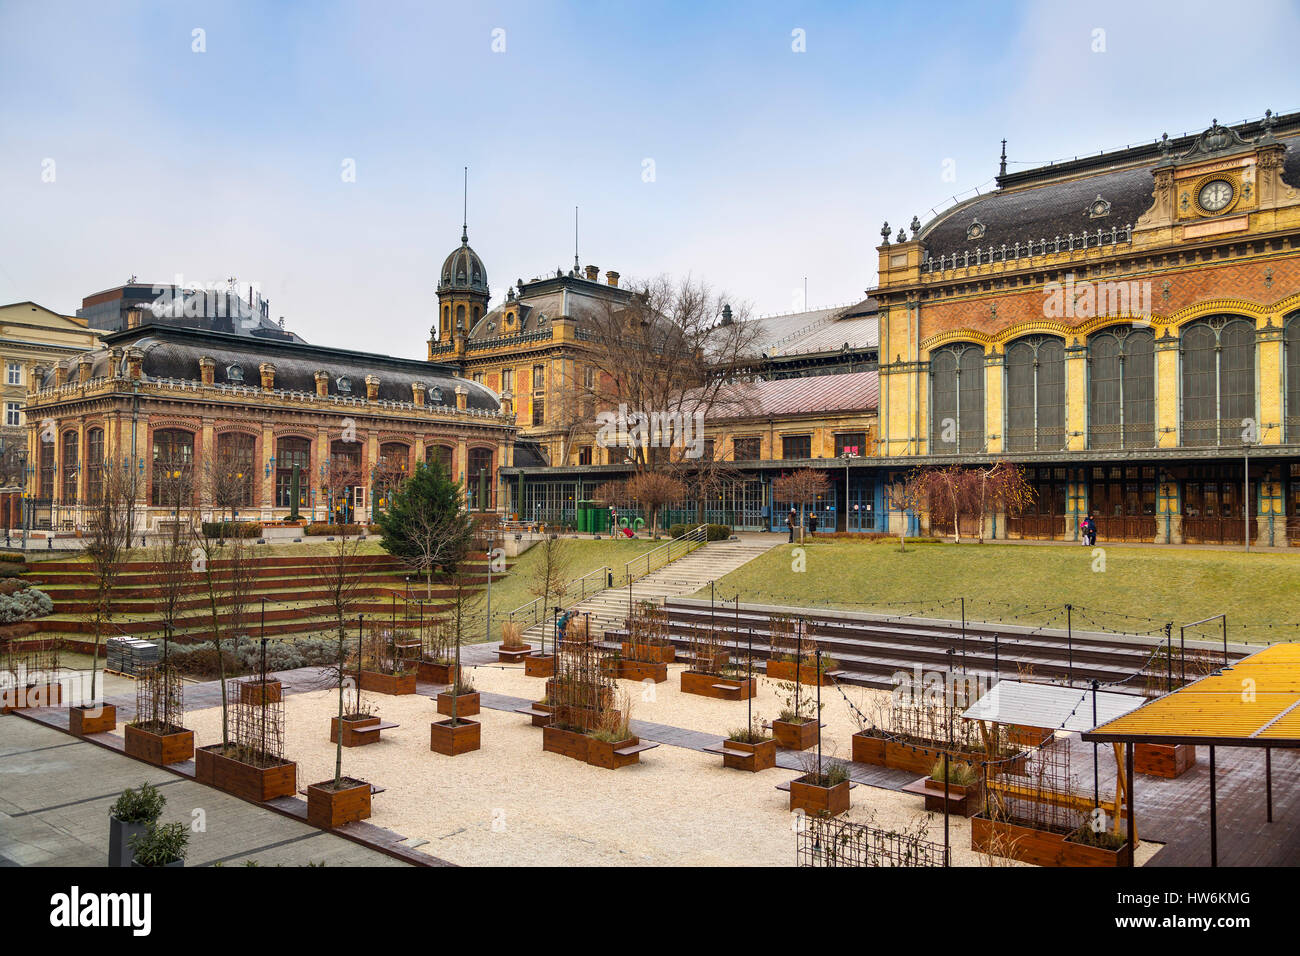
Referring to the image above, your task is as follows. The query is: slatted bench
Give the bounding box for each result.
[514,705,553,727]
[614,741,659,757]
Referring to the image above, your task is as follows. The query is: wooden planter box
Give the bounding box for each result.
[850,731,887,765]
[766,659,833,685]
[437,690,480,717]
[542,725,590,763]
[789,774,851,816]
[498,644,532,663]
[1134,743,1197,778]
[330,715,381,747]
[545,680,613,710]
[124,724,194,766]
[772,717,818,750]
[523,655,555,678]
[692,650,730,672]
[851,732,1018,777]
[195,745,298,802]
[614,659,668,683]
[306,778,372,829]
[722,738,776,772]
[0,682,62,713]
[239,679,282,705]
[970,814,1132,867]
[1008,724,1054,748]
[622,642,676,664]
[417,660,457,684]
[587,735,645,770]
[430,717,480,755]
[69,702,117,736]
[681,670,755,701]
[359,670,417,696]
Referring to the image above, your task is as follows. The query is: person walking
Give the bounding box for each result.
[808,510,819,537]
[786,507,797,543]
[1080,512,1097,546]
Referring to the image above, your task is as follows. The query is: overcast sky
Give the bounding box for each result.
[3,0,1299,354]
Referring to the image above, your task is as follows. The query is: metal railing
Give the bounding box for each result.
[507,564,611,629]
[623,524,707,585]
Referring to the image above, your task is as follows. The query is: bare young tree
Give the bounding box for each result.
[528,535,573,624]
[971,461,1035,544]
[151,457,195,644]
[772,469,831,534]
[80,457,135,704]
[624,471,688,538]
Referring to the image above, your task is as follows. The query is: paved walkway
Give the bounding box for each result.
[0,715,416,867]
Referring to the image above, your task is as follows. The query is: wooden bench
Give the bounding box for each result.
[514,706,553,727]
[899,777,974,815]
[614,741,659,757]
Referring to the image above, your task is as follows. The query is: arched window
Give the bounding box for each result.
[215,432,257,508]
[151,428,194,507]
[1181,316,1255,447]
[60,431,79,502]
[455,304,466,330]
[1286,313,1300,443]
[1005,336,1065,451]
[86,427,105,502]
[426,444,454,475]
[376,442,410,509]
[275,436,310,509]
[1087,327,1154,449]
[466,447,493,509]
[38,436,55,501]
[930,344,984,453]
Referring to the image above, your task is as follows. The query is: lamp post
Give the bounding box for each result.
[841,449,858,531]
[1243,435,1254,552]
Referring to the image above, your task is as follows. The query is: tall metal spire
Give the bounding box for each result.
[461,166,468,244]
[999,139,1007,178]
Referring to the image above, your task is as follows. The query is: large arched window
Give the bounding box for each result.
[60,431,79,502]
[1087,327,1154,449]
[426,444,454,476]
[1181,316,1255,447]
[929,344,985,454]
[1286,313,1300,443]
[466,447,494,509]
[376,442,410,509]
[276,436,311,508]
[215,432,257,508]
[86,427,105,502]
[151,428,194,507]
[38,437,54,501]
[1005,336,1065,451]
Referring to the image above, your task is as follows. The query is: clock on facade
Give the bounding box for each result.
[1198,179,1234,213]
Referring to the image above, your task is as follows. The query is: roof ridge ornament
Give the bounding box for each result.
[1178,118,1252,162]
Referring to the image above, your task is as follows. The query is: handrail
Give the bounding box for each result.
[507,564,611,628]
[623,524,707,585]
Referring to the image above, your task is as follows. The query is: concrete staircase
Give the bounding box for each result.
[521,536,778,643]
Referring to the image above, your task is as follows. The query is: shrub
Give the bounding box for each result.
[706,524,731,541]
[167,634,339,678]
[305,522,369,536]
[200,521,262,539]
[727,724,771,744]
[929,759,979,787]
[1069,825,1126,850]
[0,586,52,622]
[110,782,166,824]
[0,551,26,563]
[129,822,189,867]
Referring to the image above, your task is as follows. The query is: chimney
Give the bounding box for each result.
[365,375,381,401]
[585,265,600,281]
[314,370,329,397]
[126,307,144,329]
[107,347,123,376]
[259,362,276,390]
[126,349,144,381]
[605,270,619,288]
[54,363,68,387]
[78,355,94,384]
[501,389,513,417]
[454,384,467,411]
[412,382,426,407]
[198,356,215,386]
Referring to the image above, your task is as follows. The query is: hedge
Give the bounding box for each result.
[668,523,732,541]
[200,521,262,539]
[304,522,380,536]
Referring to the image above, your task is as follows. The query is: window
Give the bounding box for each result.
[733,437,761,461]
[930,343,985,453]
[151,429,194,507]
[1004,336,1065,451]
[216,432,256,508]
[1087,327,1154,449]
[5,402,19,427]
[578,446,592,465]
[472,372,484,384]
[6,362,21,386]
[61,431,78,502]
[782,435,811,459]
[39,437,54,500]
[276,437,311,508]
[466,447,494,509]
[225,364,244,383]
[501,368,514,393]
[1286,314,1300,443]
[86,428,104,502]
[1181,316,1255,446]
[583,366,595,390]
[426,444,454,475]
[336,376,352,394]
[532,365,545,390]
[531,396,545,426]
[377,442,409,506]
[835,432,867,457]
[700,439,715,461]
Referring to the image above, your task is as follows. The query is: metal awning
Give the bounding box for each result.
[961,680,1146,733]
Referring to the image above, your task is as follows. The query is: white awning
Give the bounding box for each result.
[961,680,1146,733]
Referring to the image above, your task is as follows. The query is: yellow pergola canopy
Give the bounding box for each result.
[1084,643,1300,747]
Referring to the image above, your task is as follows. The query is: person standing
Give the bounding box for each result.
[808,510,819,537]
[786,507,797,543]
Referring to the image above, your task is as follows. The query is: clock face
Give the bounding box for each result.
[1198,179,1234,212]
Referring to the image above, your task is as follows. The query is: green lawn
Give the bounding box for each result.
[691,540,1300,640]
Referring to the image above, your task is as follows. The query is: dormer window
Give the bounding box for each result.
[966,218,986,241]
[1087,194,1111,219]
[336,376,352,394]
[430,386,443,403]
[226,364,244,383]
[537,313,548,325]
[487,321,496,332]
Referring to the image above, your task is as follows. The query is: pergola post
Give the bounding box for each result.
[1266,747,1273,823]
[1209,744,1218,867]
[1125,742,1135,866]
